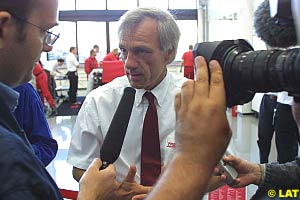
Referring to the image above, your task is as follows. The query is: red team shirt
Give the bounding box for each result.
[103,52,118,61]
[182,51,194,79]
[84,57,99,75]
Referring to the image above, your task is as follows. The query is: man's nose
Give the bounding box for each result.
[42,44,53,52]
[124,52,138,69]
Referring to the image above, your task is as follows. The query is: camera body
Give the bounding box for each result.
[193,0,300,107]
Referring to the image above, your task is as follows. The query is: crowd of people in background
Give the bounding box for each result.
[15,42,123,115]
[29,40,196,111]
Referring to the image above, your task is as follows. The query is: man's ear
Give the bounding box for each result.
[164,48,175,64]
[0,11,13,49]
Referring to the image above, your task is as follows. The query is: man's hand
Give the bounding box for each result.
[114,166,151,200]
[175,56,231,168]
[206,170,227,192]
[145,57,231,200]
[77,158,118,200]
[222,155,262,187]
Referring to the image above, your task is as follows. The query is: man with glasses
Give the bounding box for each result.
[0,0,231,199]
[0,0,118,199]
[9,13,60,47]
[0,0,62,198]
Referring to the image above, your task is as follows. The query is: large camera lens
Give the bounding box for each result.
[193,39,300,107]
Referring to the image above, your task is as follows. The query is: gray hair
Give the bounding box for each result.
[118,7,180,64]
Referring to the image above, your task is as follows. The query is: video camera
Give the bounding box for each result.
[193,0,300,107]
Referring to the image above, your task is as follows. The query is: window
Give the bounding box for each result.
[77,21,107,63]
[58,0,75,11]
[139,0,168,9]
[76,0,106,10]
[107,0,137,10]
[176,20,198,61]
[109,22,120,52]
[169,0,197,9]
[56,1,199,63]
[47,21,76,61]
[208,0,241,21]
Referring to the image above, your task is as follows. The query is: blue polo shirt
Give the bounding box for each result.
[13,83,58,166]
[0,82,62,199]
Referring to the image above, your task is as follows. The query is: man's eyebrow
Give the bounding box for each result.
[133,46,152,51]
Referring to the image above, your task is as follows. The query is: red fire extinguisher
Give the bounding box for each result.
[232,106,238,117]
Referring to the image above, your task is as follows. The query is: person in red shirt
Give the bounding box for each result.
[180,45,194,79]
[85,49,100,95]
[33,61,56,116]
[103,48,119,61]
[84,49,99,76]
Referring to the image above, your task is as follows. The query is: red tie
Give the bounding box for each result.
[141,92,161,186]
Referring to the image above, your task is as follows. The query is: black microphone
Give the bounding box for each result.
[100,87,136,170]
[254,0,297,48]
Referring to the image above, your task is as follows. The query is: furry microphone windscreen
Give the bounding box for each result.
[254,0,297,48]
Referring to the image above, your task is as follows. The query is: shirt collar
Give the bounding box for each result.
[0,82,19,112]
[135,71,171,107]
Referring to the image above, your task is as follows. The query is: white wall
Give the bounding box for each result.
[207,0,254,43]
[204,0,266,113]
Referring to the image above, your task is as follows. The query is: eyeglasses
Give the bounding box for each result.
[11,14,60,46]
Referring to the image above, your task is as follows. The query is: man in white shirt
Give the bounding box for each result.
[66,47,79,104]
[67,7,187,199]
[43,58,64,99]
[93,44,104,66]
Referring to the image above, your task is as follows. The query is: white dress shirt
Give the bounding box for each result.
[67,72,187,183]
[43,60,64,76]
[66,53,79,72]
[277,91,293,105]
[43,60,62,72]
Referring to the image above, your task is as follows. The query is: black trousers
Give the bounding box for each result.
[257,94,277,163]
[67,71,78,103]
[274,103,299,163]
[44,69,57,99]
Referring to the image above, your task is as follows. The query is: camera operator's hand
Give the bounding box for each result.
[145,57,232,200]
[221,155,261,187]
[206,173,226,192]
[175,56,231,169]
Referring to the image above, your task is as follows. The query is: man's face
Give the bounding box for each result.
[119,17,173,90]
[72,47,77,55]
[112,49,118,55]
[94,47,99,53]
[0,0,58,87]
